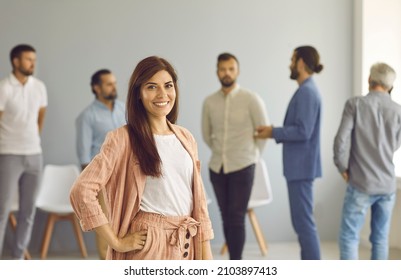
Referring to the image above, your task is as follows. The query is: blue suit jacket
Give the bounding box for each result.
[272,77,322,182]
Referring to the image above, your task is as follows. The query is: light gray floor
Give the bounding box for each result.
[213,241,401,260]
[9,241,401,260]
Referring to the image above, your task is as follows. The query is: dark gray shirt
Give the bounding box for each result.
[333,91,401,195]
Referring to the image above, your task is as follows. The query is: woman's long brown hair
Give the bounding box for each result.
[126,56,179,177]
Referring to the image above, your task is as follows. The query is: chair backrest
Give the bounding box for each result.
[248,158,273,209]
[36,164,80,214]
[205,190,212,205]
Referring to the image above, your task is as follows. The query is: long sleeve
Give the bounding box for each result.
[192,136,214,241]
[76,112,93,165]
[273,87,320,143]
[201,100,212,148]
[250,93,269,153]
[70,130,120,231]
[173,124,214,241]
[333,99,355,173]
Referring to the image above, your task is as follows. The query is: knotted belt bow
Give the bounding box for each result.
[169,217,200,249]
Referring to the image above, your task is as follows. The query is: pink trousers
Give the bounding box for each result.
[127,211,200,260]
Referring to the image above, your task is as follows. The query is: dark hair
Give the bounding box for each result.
[126,56,179,177]
[294,46,323,74]
[10,44,36,66]
[91,69,111,95]
[217,52,239,67]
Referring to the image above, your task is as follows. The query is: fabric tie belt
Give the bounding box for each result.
[169,217,200,249]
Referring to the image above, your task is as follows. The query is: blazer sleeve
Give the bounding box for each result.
[190,132,214,241]
[70,130,121,231]
[273,88,320,143]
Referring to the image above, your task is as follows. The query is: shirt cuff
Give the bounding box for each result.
[272,127,283,143]
[200,221,214,241]
[79,213,109,232]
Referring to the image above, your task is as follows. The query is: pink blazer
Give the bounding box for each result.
[70,123,214,260]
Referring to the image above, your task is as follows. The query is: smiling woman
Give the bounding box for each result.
[140,70,176,132]
[69,56,214,260]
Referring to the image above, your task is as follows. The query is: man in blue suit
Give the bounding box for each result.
[255,46,323,259]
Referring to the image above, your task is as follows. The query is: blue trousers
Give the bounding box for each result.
[0,154,42,259]
[210,164,255,260]
[339,184,395,260]
[287,179,321,260]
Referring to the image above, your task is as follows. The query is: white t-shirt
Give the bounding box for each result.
[0,73,47,154]
[140,134,194,216]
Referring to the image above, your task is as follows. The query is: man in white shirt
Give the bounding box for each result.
[0,44,47,259]
[202,52,268,259]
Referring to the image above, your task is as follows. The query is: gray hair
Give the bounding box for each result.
[369,62,396,90]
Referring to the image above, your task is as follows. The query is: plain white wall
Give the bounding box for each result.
[0,0,353,254]
[354,0,401,250]
[354,0,401,176]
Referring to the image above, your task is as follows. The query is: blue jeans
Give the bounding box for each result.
[287,179,321,260]
[339,184,396,260]
[210,164,255,260]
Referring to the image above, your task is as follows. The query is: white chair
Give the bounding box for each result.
[8,193,32,260]
[206,190,212,205]
[36,164,87,259]
[221,158,273,256]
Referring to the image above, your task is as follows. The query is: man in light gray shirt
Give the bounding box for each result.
[333,62,401,260]
[202,52,269,260]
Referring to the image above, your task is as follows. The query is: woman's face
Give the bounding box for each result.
[140,70,176,121]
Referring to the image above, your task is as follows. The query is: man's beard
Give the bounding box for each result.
[290,68,299,80]
[19,67,34,76]
[219,76,235,88]
[104,92,117,100]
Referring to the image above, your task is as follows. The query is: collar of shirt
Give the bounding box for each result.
[9,73,33,86]
[218,84,240,98]
[368,90,391,99]
[93,98,114,111]
[299,76,313,87]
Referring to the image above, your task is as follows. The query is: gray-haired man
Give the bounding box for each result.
[334,62,401,259]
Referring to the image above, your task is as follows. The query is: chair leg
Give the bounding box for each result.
[248,208,268,256]
[8,213,32,260]
[70,214,88,258]
[220,243,228,255]
[9,213,17,230]
[22,248,32,260]
[41,213,57,259]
